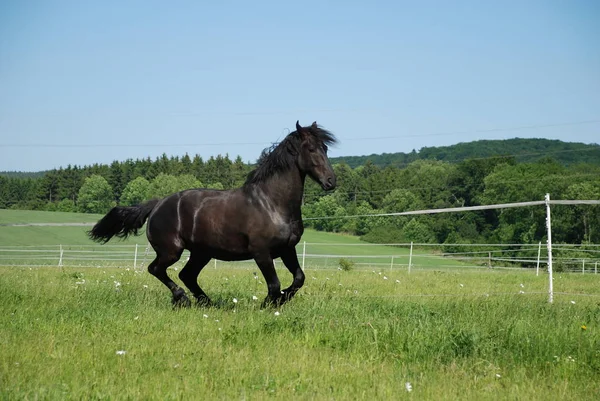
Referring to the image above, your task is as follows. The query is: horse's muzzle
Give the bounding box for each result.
[321,176,336,191]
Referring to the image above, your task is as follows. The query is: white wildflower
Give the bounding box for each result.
[405,382,412,392]
[571,300,576,304]
[274,311,280,316]
[383,276,388,280]
[116,350,127,356]
[203,314,208,318]
[233,298,238,304]
[252,296,258,301]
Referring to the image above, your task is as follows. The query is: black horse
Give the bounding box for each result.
[89,121,337,307]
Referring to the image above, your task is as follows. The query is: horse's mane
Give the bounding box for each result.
[244,125,337,186]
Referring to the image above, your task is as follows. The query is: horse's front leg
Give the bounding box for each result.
[279,246,305,304]
[253,252,282,307]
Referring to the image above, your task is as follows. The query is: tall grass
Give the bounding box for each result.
[1,265,599,400]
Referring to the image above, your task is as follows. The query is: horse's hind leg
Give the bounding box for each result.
[147,251,191,307]
[179,251,212,306]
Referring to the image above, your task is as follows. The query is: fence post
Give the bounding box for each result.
[545,193,554,304]
[140,242,150,271]
[582,259,585,274]
[302,241,306,270]
[408,242,413,274]
[488,252,492,269]
[58,245,64,268]
[536,241,541,277]
[390,256,394,272]
[133,244,138,269]
[595,262,598,274]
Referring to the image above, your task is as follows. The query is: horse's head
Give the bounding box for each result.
[295,121,337,191]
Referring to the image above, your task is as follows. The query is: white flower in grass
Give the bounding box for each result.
[405,382,412,392]
[459,283,464,288]
[571,300,576,304]
[252,295,258,301]
[114,281,121,288]
[143,285,148,288]
[495,373,501,378]
[520,283,524,288]
[233,298,238,304]
[519,291,525,294]
[383,276,388,280]
[274,311,280,316]
[203,314,209,318]
[395,280,400,283]
[116,350,127,356]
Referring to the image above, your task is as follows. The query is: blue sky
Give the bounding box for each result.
[1,0,599,172]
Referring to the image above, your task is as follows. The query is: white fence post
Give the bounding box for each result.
[58,244,64,268]
[536,241,541,276]
[582,259,585,274]
[408,242,413,274]
[302,241,306,270]
[545,193,554,304]
[133,244,138,269]
[390,256,394,271]
[140,242,150,270]
[595,262,598,274]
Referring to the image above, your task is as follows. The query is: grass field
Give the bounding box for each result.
[2,208,599,399]
[0,209,468,271]
[1,265,599,400]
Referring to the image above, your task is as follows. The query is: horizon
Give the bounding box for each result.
[1,135,598,174]
[1,1,599,172]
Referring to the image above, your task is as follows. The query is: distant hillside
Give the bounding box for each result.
[0,171,48,179]
[331,138,600,168]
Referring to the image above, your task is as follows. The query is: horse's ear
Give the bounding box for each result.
[296,120,310,139]
[311,121,318,129]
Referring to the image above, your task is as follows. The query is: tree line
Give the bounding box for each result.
[1,141,600,256]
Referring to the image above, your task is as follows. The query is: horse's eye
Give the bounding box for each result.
[307,146,316,152]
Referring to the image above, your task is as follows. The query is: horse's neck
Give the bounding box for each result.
[258,168,305,217]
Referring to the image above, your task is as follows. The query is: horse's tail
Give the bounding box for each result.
[88,199,161,244]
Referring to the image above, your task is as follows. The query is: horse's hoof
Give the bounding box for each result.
[172,295,192,308]
[195,296,212,308]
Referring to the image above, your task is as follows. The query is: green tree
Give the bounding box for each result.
[121,177,151,206]
[177,174,202,191]
[78,175,115,213]
[149,173,180,199]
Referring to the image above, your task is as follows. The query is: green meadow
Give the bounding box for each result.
[1,209,599,399]
[1,266,599,400]
[0,209,467,271]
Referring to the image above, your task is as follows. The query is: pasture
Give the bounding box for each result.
[1,266,599,400]
[1,209,599,399]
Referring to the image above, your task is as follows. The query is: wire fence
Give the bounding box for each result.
[1,241,598,274]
